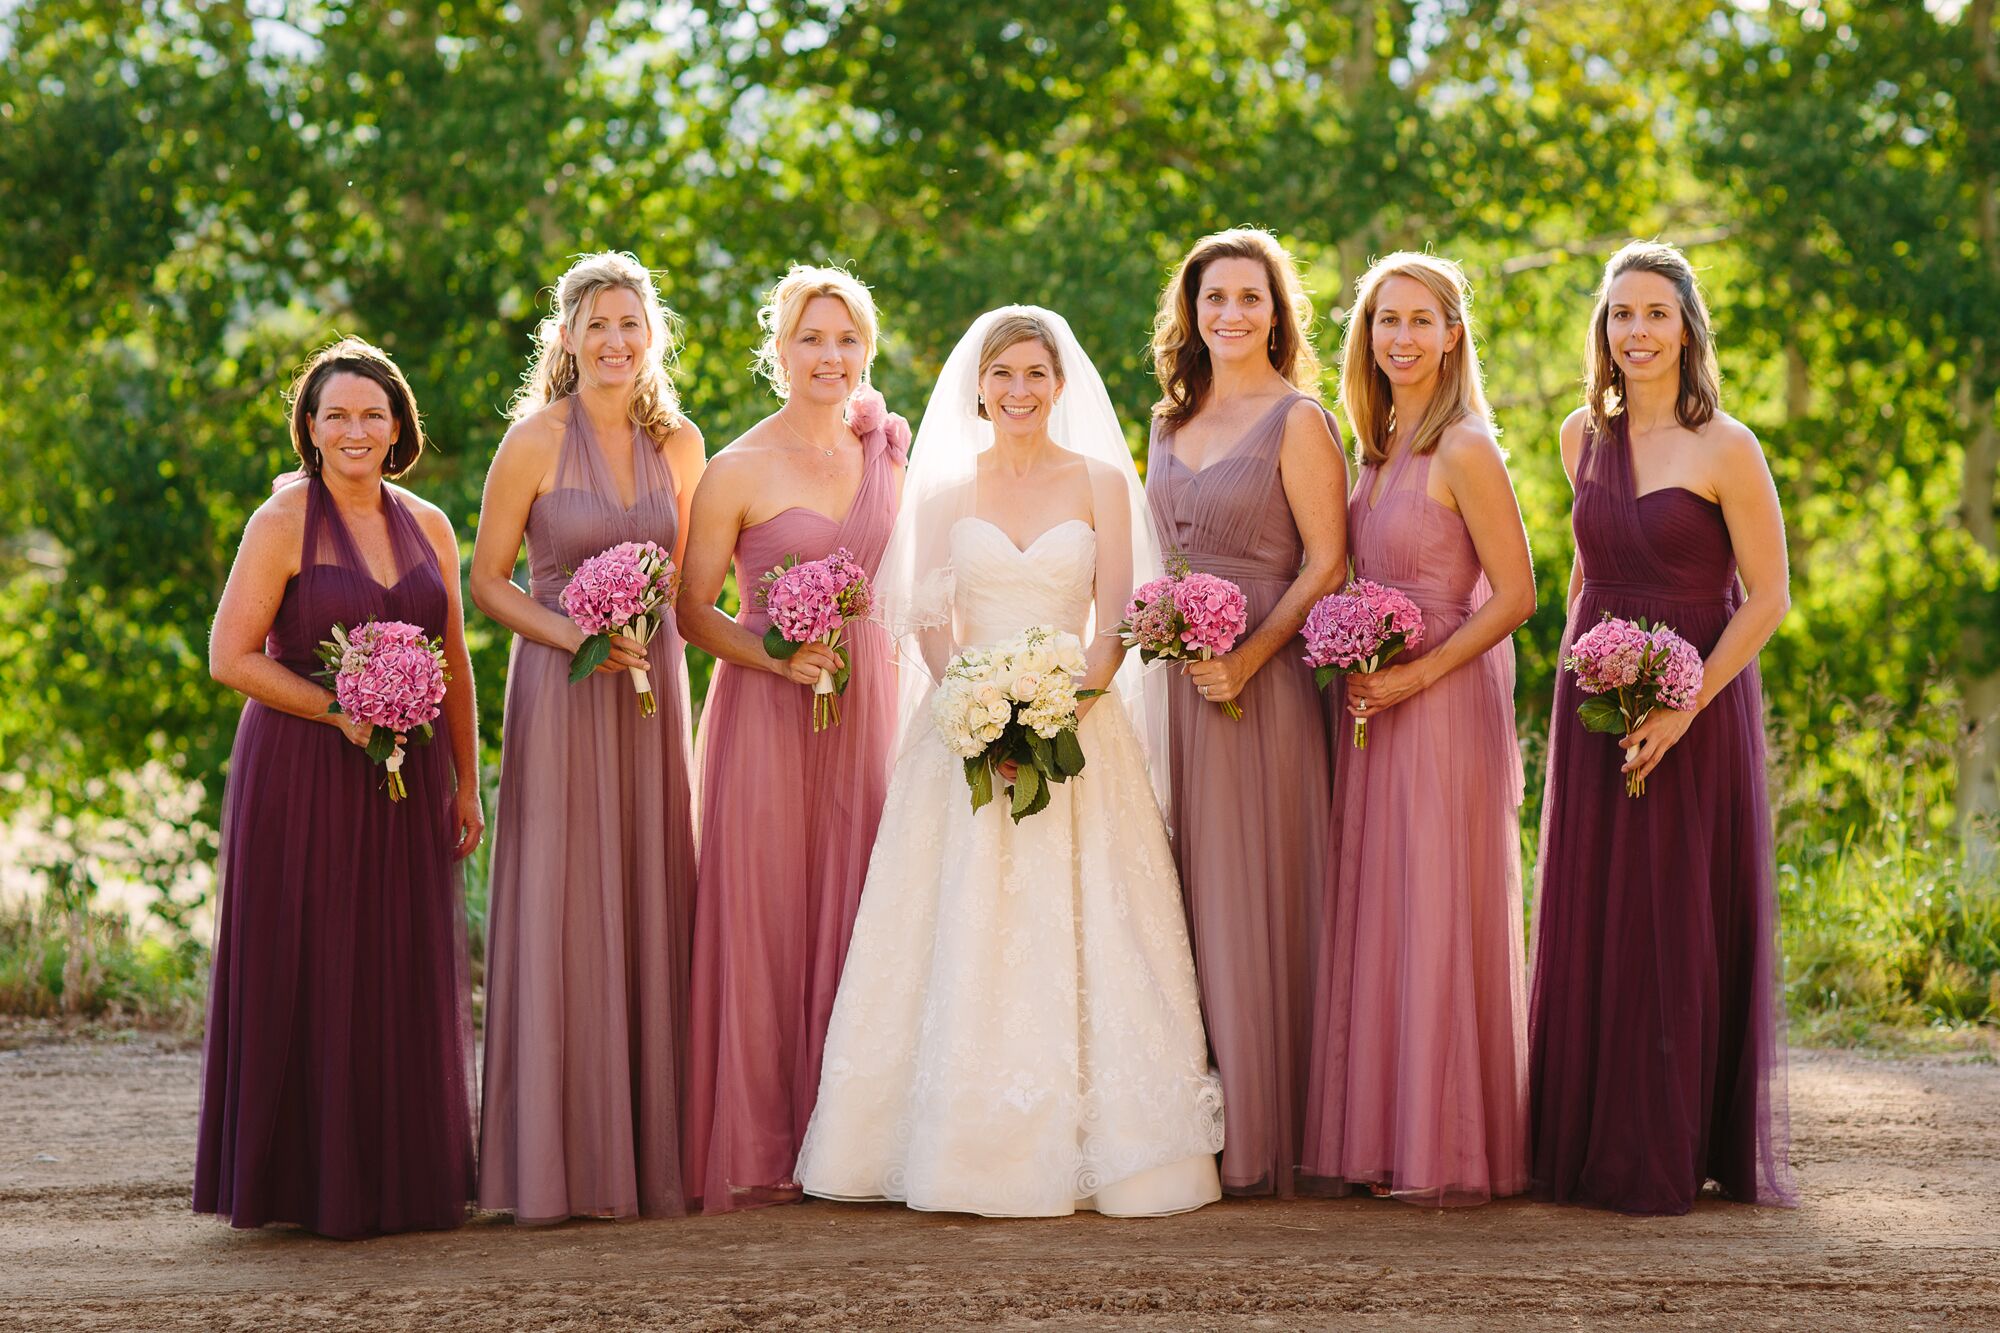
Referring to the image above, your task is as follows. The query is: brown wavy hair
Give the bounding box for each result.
[287,336,425,478]
[1338,252,1492,468]
[509,251,684,447]
[1151,227,1320,428]
[1584,240,1721,444]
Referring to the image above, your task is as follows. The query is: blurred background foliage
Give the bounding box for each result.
[0,0,1995,1038]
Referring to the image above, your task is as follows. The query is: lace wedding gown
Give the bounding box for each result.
[795,516,1225,1217]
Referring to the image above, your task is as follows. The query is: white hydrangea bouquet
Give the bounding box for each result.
[930,625,1097,822]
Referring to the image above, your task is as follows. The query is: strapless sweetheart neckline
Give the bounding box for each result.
[952,515,1095,557]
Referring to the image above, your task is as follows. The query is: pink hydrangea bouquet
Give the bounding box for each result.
[1113,562,1250,720]
[314,620,449,801]
[758,548,873,732]
[931,625,1097,822]
[1301,579,1427,749]
[1564,614,1704,797]
[561,540,678,717]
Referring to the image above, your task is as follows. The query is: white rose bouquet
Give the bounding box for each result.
[930,625,1096,822]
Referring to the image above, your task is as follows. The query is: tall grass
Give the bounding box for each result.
[0,868,206,1029]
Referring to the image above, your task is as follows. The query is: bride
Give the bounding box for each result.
[794,307,1224,1217]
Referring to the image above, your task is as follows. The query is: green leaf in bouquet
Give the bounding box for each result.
[1027,731,1055,774]
[1052,726,1086,777]
[1313,664,1340,691]
[365,725,397,763]
[1075,688,1104,700]
[761,625,803,661]
[325,700,345,716]
[831,647,852,694]
[1008,762,1046,822]
[414,721,435,745]
[1576,695,1629,734]
[569,632,612,683]
[965,756,993,812]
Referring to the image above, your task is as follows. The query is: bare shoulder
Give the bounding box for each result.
[388,484,457,546]
[1558,407,1591,481]
[1705,411,1764,460]
[236,484,307,568]
[1283,394,1340,449]
[1436,416,1508,474]
[660,414,705,462]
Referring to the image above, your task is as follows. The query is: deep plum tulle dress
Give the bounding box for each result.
[1145,391,1341,1198]
[1302,444,1528,1206]
[681,404,907,1213]
[478,403,699,1224]
[1528,417,1795,1215]
[194,478,476,1239]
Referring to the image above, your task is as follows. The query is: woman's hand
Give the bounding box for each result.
[1620,705,1698,785]
[996,757,1020,784]
[333,710,403,750]
[1185,650,1255,706]
[592,631,649,677]
[452,784,486,861]
[1345,659,1434,722]
[771,640,842,687]
[271,467,309,494]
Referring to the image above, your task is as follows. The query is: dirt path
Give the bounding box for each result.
[1,1037,1995,1331]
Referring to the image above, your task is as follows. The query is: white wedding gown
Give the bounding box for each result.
[795,517,1224,1217]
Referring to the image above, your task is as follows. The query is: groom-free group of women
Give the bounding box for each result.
[195,228,1797,1241]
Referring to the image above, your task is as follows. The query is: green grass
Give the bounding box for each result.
[0,898,206,1030]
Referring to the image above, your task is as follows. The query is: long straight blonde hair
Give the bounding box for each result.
[510,251,684,447]
[1338,251,1491,467]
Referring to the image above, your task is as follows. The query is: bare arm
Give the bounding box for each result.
[1559,409,1587,613]
[410,495,486,859]
[662,420,707,571]
[1077,462,1134,716]
[468,417,586,654]
[675,451,840,684]
[1691,421,1790,705]
[208,495,345,725]
[1187,399,1349,704]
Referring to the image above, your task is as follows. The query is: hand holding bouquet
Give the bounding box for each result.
[1114,562,1250,719]
[759,548,873,732]
[1563,614,1704,796]
[931,626,1097,822]
[1301,579,1427,748]
[561,540,678,717]
[316,620,449,801]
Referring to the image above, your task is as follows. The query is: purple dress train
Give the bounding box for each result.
[1145,391,1340,1198]
[1303,445,1528,1206]
[194,478,475,1238]
[682,409,907,1213]
[1528,417,1795,1215]
[478,403,699,1223]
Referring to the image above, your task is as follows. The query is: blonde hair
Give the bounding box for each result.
[1151,227,1320,428]
[510,252,684,447]
[752,264,880,399]
[1584,240,1721,444]
[1338,251,1491,467]
[975,312,1065,419]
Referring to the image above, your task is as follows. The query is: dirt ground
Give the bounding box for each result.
[1,1035,1995,1332]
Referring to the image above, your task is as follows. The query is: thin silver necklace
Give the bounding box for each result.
[777,408,843,458]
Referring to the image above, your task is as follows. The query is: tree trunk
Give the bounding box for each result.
[1958,0,2000,866]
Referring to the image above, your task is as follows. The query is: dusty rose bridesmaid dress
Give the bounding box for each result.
[1302,444,1528,1206]
[681,407,907,1212]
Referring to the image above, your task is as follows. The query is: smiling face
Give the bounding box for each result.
[781,295,869,406]
[979,337,1063,440]
[1604,268,1687,389]
[309,372,400,480]
[1195,256,1276,367]
[1369,273,1462,394]
[564,284,651,393]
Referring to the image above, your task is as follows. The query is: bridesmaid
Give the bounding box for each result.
[1302,253,1535,1206]
[1145,228,1348,1197]
[1529,241,1796,1215]
[679,265,907,1213]
[198,337,480,1237]
[470,252,705,1223]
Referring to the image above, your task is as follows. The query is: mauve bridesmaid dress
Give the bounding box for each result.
[1144,390,1341,1198]
[478,402,699,1223]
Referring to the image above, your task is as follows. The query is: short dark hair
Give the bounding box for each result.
[287,336,426,478]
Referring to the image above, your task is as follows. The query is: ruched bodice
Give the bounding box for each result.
[949,517,1096,648]
[1574,418,1739,613]
[1146,395,1308,583]
[523,404,679,610]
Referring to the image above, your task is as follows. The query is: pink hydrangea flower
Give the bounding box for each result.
[315,619,449,800]
[1112,566,1251,718]
[1563,614,1705,796]
[758,548,874,731]
[1172,573,1249,656]
[561,541,677,716]
[1300,580,1427,747]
